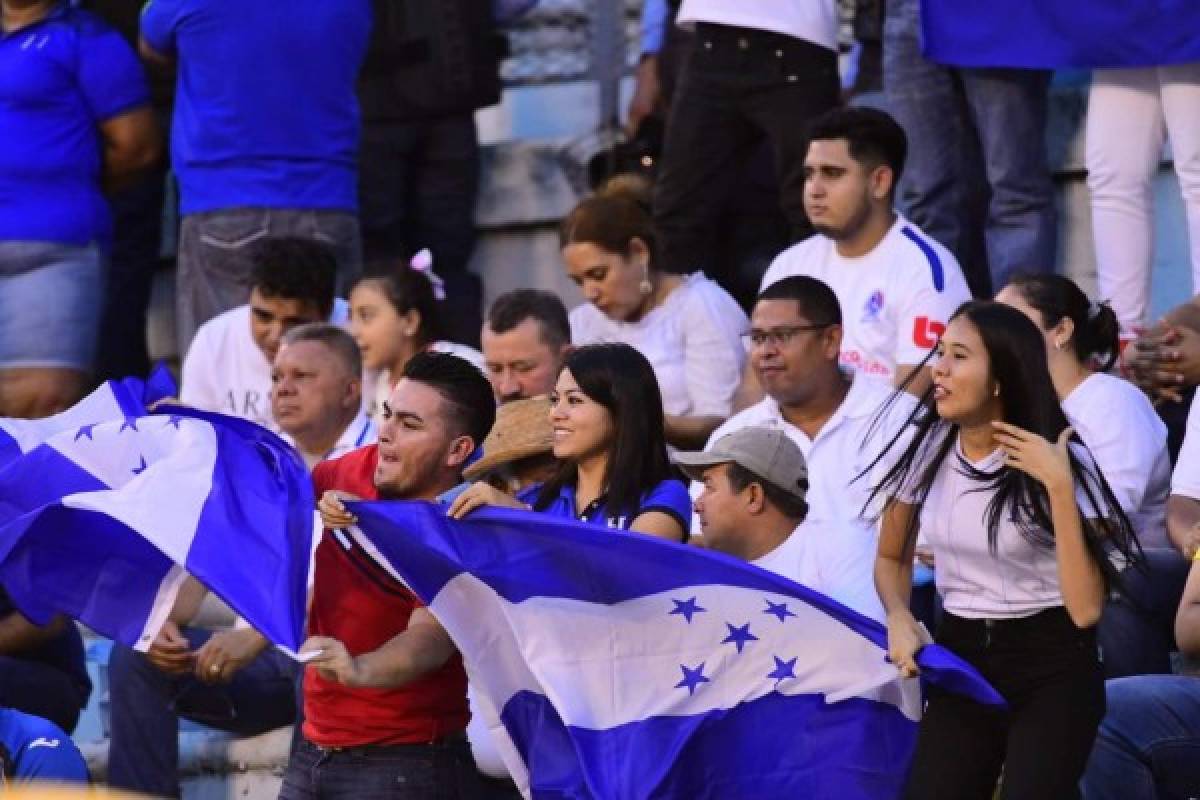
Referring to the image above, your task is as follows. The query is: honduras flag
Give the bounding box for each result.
[0,364,176,469]
[343,502,1003,799]
[921,0,1200,69]
[0,406,313,655]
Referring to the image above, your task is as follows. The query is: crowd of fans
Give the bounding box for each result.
[1,0,1199,797]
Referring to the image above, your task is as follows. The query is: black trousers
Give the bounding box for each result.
[904,607,1104,800]
[652,23,839,278]
[358,113,483,347]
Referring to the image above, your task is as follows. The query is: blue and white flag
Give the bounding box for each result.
[345,502,1003,800]
[0,407,313,654]
[921,0,1200,69]
[0,364,176,469]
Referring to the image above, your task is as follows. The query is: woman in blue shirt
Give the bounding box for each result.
[0,0,158,418]
[450,343,691,541]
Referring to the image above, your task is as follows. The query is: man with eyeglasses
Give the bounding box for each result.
[756,107,970,398]
[691,276,914,620]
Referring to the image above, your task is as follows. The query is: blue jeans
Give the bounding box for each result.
[1081,675,1200,800]
[1098,549,1191,679]
[884,0,1057,297]
[107,627,300,798]
[278,736,482,800]
[176,208,361,354]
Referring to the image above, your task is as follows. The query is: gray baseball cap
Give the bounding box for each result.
[673,426,808,502]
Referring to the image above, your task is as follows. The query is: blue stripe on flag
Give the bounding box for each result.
[503,690,915,799]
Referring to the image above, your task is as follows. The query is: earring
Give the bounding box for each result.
[993,385,1000,397]
[1054,340,1064,351]
[638,265,653,296]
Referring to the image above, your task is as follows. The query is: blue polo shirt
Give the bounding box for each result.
[0,708,88,783]
[526,479,693,535]
[0,4,149,245]
[140,0,371,215]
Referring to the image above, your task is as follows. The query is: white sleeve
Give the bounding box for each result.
[679,282,749,417]
[568,304,603,347]
[1172,398,1200,500]
[1072,390,1166,515]
[180,329,219,411]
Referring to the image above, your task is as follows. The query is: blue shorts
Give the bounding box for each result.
[0,241,105,370]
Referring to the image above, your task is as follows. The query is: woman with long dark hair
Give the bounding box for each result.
[869,301,1140,799]
[449,343,690,541]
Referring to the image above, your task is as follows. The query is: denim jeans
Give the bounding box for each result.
[1081,675,1200,800]
[1098,549,1192,679]
[96,163,168,382]
[107,627,300,798]
[653,23,839,278]
[176,208,362,354]
[278,736,482,800]
[358,114,482,347]
[884,0,1057,297]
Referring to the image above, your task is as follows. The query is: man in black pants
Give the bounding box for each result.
[651,0,841,281]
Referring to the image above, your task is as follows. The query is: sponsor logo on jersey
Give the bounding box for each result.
[913,316,946,349]
[861,290,885,323]
[27,738,60,750]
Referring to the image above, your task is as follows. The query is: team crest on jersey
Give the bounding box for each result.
[861,290,885,323]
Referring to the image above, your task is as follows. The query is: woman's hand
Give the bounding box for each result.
[992,422,1074,495]
[318,490,360,530]
[885,609,931,678]
[445,481,529,520]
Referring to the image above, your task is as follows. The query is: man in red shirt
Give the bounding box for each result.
[278,351,496,799]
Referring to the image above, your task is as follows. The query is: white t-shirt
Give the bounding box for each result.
[905,435,1100,620]
[1172,397,1200,501]
[570,273,748,418]
[753,522,886,622]
[363,341,486,421]
[760,216,970,382]
[694,373,913,621]
[181,299,350,432]
[1062,373,1170,549]
[678,0,838,51]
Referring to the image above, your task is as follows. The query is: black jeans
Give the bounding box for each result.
[358,113,482,347]
[279,735,482,800]
[653,23,839,278]
[904,607,1104,800]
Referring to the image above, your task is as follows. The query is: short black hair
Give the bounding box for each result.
[282,323,363,379]
[807,107,908,184]
[402,351,496,449]
[249,237,338,318]
[758,276,842,327]
[725,462,809,521]
[486,289,571,350]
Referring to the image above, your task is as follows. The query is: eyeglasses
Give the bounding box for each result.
[741,323,833,349]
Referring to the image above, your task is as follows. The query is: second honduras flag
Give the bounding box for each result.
[921,0,1200,69]
[346,502,1003,800]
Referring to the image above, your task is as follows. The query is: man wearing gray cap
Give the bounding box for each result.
[674,426,885,621]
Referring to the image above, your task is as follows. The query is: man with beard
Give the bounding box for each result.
[281,351,495,799]
[759,107,970,395]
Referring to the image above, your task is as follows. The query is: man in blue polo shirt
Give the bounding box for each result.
[0,0,158,418]
[138,0,371,353]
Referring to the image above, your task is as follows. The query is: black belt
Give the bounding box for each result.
[311,730,467,755]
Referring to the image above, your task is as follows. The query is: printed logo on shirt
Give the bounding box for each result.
[861,290,885,323]
[840,350,892,378]
[912,316,946,349]
[27,738,60,750]
[21,35,50,51]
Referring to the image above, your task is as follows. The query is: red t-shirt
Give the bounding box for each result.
[303,444,469,747]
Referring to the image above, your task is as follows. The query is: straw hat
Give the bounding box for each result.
[463,395,555,482]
